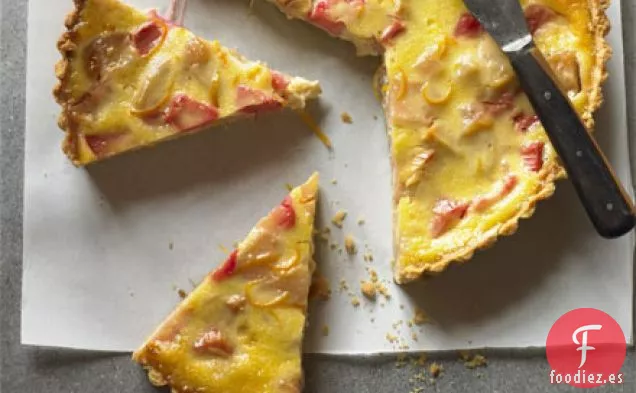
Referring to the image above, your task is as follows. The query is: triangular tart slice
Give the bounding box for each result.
[133,173,319,393]
[55,0,321,165]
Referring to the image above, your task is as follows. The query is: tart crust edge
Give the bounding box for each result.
[53,0,88,166]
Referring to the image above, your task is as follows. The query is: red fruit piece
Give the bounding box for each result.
[380,20,406,44]
[275,196,296,229]
[430,199,470,238]
[84,133,123,157]
[164,94,220,132]
[271,71,290,93]
[471,175,518,212]
[513,112,539,132]
[212,250,238,281]
[454,12,483,38]
[482,92,515,116]
[236,85,282,114]
[521,141,545,172]
[525,4,556,34]
[132,20,166,56]
[308,0,347,36]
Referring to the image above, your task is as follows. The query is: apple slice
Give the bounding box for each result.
[131,57,176,116]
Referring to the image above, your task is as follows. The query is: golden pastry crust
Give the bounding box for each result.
[53,0,87,166]
[392,0,611,283]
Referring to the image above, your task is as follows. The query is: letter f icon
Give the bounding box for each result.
[572,324,602,368]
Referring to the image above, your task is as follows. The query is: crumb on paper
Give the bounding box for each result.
[285,183,294,192]
[331,210,347,228]
[309,273,332,301]
[344,235,357,255]
[357,216,365,225]
[330,243,338,250]
[218,244,230,254]
[386,333,398,343]
[339,279,349,291]
[177,289,187,299]
[373,115,378,120]
[413,307,429,325]
[322,325,330,337]
[341,112,353,124]
[331,178,338,185]
[168,242,174,250]
[368,269,379,283]
[411,332,418,341]
[360,281,376,300]
[399,304,405,310]
[429,362,443,378]
[376,282,391,299]
[351,296,361,307]
[416,354,427,366]
[363,252,374,262]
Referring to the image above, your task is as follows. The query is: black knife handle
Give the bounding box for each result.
[508,46,635,238]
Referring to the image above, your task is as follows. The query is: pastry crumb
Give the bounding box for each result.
[376,282,391,299]
[351,296,361,307]
[177,289,187,299]
[340,112,353,124]
[309,273,331,301]
[168,242,174,250]
[368,269,379,283]
[331,210,348,228]
[344,234,357,255]
[386,333,398,343]
[395,353,408,368]
[339,279,349,291]
[322,325,330,336]
[331,178,338,185]
[285,183,294,191]
[360,281,376,300]
[429,362,443,378]
[460,352,488,369]
[363,252,374,262]
[416,354,428,366]
[357,216,365,225]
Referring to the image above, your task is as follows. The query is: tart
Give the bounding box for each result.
[133,173,319,393]
[54,0,321,166]
[265,0,610,283]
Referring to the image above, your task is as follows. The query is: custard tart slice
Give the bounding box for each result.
[55,0,321,166]
[133,173,319,393]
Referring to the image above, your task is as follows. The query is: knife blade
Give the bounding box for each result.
[461,0,635,238]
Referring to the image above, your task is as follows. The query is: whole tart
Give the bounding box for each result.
[265,0,610,283]
[54,0,321,166]
[133,173,319,393]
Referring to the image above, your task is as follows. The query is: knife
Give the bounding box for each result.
[462,0,635,238]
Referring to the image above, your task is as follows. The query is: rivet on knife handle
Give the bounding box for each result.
[509,46,635,238]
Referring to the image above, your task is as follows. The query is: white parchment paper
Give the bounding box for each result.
[23,0,633,353]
